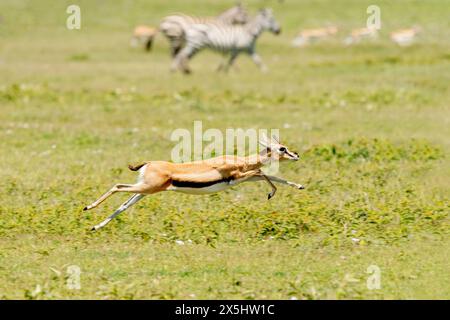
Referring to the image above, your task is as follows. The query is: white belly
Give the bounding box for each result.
[168,181,233,195]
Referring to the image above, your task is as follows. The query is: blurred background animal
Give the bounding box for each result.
[130,25,158,51]
[171,8,281,74]
[291,26,338,47]
[344,26,378,45]
[390,26,421,46]
[160,3,248,58]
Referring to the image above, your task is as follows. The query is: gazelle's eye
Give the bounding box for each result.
[279,147,286,152]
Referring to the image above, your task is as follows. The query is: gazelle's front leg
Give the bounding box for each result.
[261,174,277,199]
[230,170,261,184]
[265,175,305,190]
[231,170,277,200]
[245,175,305,194]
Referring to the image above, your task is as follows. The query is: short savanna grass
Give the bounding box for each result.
[0,0,449,299]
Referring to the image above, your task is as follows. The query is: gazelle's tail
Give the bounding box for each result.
[128,162,147,171]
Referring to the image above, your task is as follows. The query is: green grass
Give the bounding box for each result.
[0,0,449,299]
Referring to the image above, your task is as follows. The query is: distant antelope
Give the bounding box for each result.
[344,27,378,45]
[390,26,421,46]
[291,26,338,47]
[130,25,158,51]
[84,134,304,231]
[160,4,248,57]
[171,8,281,74]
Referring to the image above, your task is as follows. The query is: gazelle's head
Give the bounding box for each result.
[257,8,281,35]
[259,134,299,161]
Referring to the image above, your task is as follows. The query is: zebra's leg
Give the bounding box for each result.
[217,52,234,72]
[250,52,268,73]
[216,55,227,72]
[223,51,239,73]
[171,46,197,74]
[171,37,184,57]
[171,51,184,73]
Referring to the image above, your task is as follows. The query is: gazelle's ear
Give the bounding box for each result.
[259,140,269,148]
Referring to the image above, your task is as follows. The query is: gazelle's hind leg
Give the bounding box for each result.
[83,183,144,211]
[91,193,145,231]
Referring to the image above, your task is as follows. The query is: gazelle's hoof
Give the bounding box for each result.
[267,192,275,200]
[83,206,88,211]
[298,185,305,190]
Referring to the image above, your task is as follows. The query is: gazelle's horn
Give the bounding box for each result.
[271,134,280,143]
[259,132,270,148]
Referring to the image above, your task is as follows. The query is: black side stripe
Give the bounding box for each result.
[172,177,232,188]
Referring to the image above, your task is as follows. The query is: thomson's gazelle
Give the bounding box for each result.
[84,134,304,231]
[344,27,378,45]
[130,25,158,51]
[292,26,338,47]
[390,27,421,46]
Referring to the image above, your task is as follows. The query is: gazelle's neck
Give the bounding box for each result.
[245,148,272,170]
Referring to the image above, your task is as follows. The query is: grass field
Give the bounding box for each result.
[0,0,449,299]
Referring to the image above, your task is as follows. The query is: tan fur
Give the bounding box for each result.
[298,26,338,38]
[85,136,302,230]
[138,154,269,194]
[350,27,377,38]
[390,27,420,46]
[133,25,157,38]
[131,25,158,51]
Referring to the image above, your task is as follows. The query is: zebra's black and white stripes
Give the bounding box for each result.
[160,4,248,57]
[171,8,281,74]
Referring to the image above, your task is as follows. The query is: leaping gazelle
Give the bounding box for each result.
[84,134,305,231]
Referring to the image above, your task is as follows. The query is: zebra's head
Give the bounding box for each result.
[257,8,281,35]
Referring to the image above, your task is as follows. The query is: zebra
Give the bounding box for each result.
[160,4,248,58]
[171,8,281,74]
